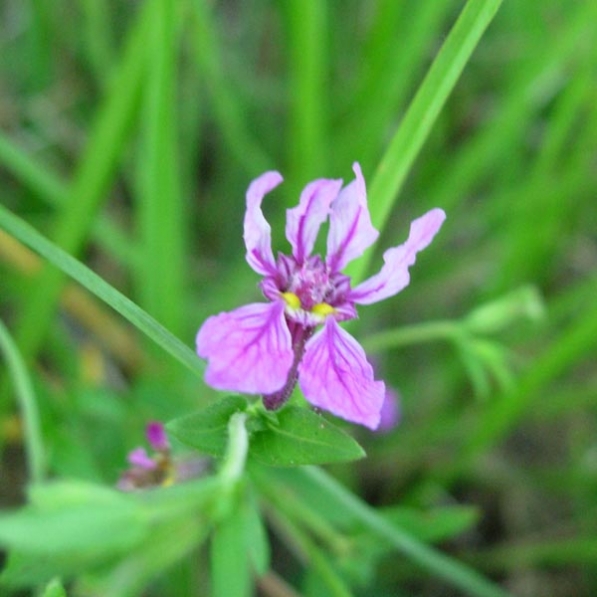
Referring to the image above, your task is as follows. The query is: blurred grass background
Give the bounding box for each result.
[0,0,596,595]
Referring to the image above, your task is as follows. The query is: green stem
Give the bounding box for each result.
[362,320,459,353]
[219,412,249,487]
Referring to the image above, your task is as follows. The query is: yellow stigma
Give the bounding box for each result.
[312,302,336,317]
[281,292,301,310]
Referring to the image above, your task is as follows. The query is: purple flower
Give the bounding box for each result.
[197,163,445,429]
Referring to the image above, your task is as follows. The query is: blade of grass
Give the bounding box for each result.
[336,1,455,174]
[0,205,204,378]
[0,318,46,483]
[424,0,594,215]
[136,0,186,337]
[79,0,114,86]
[13,0,151,363]
[263,466,511,597]
[267,506,353,597]
[189,0,272,175]
[0,229,143,373]
[284,0,328,181]
[348,0,504,284]
[28,0,53,89]
[0,133,140,268]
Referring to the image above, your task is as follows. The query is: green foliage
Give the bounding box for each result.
[169,397,366,466]
[167,396,248,458]
[1,0,596,595]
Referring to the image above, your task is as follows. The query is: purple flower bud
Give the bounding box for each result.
[146,421,169,451]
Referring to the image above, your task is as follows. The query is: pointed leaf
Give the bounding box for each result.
[166,396,248,457]
[249,406,365,466]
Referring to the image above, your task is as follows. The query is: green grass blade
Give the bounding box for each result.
[136,0,186,336]
[0,205,204,378]
[79,0,114,86]
[189,0,272,175]
[349,0,503,284]
[0,318,46,483]
[284,0,328,181]
[283,467,511,597]
[13,0,151,362]
[0,134,65,206]
[337,1,454,174]
[0,133,140,268]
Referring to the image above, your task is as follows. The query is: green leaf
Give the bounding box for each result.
[244,488,270,576]
[249,406,366,466]
[0,498,145,555]
[211,499,252,597]
[167,396,248,457]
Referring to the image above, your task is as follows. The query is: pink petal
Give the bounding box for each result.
[244,171,283,276]
[298,318,385,429]
[286,178,343,264]
[196,301,293,395]
[349,208,446,305]
[128,447,156,470]
[326,163,379,272]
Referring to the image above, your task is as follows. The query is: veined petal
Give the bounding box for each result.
[326,163,379,272]
[244,171,283,275]
[286,178,342,264]
[196,301,293,394]
[298,318,385,429]
[349,208,446,305]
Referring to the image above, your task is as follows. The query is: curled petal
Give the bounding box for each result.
[244,171,283,275]
[326,163,379,272]
[286,178,342,264]
[298,318,385,429]
[196,301,293,395]
[349,208,446,305]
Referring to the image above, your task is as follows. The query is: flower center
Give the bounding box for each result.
[286,257,334,310]
[276,256,345,324]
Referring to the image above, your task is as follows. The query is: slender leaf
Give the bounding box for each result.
[349,0,504,284]
[14,0,152,361]
[0,205,203,377]
[250,406,366,466]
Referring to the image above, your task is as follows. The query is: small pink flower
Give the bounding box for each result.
[197,163,445,429]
